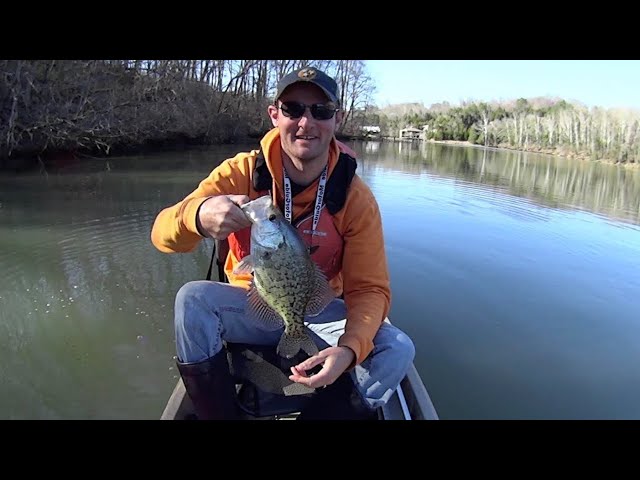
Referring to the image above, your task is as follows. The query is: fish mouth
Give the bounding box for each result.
[240,195,274,222]
[240,196,271,212]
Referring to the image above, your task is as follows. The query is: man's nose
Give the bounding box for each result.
[297,107,314,125]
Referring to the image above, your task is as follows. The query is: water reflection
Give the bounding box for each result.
[355,140,640,226]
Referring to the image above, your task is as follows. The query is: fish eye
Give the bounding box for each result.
[268,214,276,221]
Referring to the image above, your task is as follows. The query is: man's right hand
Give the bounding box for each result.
[196,194,251,240]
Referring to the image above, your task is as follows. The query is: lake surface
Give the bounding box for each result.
[1,140,639,419]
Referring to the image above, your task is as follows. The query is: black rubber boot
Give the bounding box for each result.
[176,349,240,420]
[296,373,378,421]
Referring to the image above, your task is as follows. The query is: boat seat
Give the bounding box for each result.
[225,342,317,418]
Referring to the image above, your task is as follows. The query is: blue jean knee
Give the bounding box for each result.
[174,280,284,363]
[174,280,225,362]
[352,323,416,410]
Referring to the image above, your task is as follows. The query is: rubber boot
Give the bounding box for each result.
[296,373,378,421]
[176,349,240,420]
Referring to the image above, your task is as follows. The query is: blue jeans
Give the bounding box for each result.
[174,280,415,411]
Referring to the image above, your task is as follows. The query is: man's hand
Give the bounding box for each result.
[289,346,355,389]
[197,194,251,240]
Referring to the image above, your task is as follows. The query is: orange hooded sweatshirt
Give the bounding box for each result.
[151,128,391,367]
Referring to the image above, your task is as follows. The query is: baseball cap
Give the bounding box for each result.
[275,67,339,105]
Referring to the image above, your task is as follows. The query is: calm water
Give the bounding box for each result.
[1,141,639,419]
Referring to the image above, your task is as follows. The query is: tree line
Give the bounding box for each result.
[0,60,374,168]
[371,97,639,165]
[1,60,637,169]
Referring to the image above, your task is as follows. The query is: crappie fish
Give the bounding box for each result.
[233,195,335,359]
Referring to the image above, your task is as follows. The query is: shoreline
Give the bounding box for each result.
[363,137,639,170]
[2,136,638,172]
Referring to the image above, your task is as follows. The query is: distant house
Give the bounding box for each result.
[399,126,422,140]
[361,125,381,138]
[399,125,430,141]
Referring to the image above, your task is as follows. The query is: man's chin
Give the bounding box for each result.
[291,146,318,161]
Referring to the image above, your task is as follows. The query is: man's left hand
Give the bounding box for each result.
[289,346,355,389]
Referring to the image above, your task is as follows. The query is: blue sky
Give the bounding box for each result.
[365,60,640,110]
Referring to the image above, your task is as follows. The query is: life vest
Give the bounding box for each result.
[227,150,357,282]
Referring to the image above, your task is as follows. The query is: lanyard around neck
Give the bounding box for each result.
[283,164,328,234]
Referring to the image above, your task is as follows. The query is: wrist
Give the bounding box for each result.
[195,196,213,237]
[340,345,356,363]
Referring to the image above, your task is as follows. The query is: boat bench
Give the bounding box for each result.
[225,342,318,418]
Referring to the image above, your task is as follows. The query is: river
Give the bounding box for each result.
[1,140,639,419]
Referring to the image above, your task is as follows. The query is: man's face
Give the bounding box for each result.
[268,82,343,164]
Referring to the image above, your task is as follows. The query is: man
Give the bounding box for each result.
[151,66,415,420]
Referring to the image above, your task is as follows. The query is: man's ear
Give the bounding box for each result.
[267,104,279,127]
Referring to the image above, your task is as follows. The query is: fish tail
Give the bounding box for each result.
[276,328,319,359]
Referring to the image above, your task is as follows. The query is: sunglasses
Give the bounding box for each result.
[279,101,339,120]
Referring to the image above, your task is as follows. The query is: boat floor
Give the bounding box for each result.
[161,378,378,420]
[161,361,438,420]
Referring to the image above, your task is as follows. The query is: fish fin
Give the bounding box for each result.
[233,255,254,275]
[277,329,319,359]
[245,284,285,329]
[304,263,336,317]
